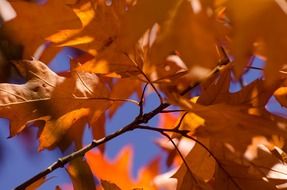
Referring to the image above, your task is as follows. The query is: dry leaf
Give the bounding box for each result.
[0,60,110,150]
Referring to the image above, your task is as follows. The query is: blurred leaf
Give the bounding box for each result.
[151,0,218,72]
[66,158,96,190]
[26,177,46,190]
[86,146,159,189]
[2,0,81,58]
[274,86,287,107]
[227,0,287,83]
[101,180,122,190]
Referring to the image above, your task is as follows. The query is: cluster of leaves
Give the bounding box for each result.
[1,0,287,189]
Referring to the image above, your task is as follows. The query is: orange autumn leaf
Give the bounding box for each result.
[2,0,81,58]
[158,112,178,129]
[47,0,132,56]
[26,177,47,190]
[226,0,287,83]
[150,0,219,73]
[108,78,142,118]
[86,146,159,190]
[274,86,287,107]
[100,180,121,190]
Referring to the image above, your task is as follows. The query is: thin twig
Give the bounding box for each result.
[160,131,200,187]
[123,52,164,103]
[139,83,149,116]
[174,112,189,130]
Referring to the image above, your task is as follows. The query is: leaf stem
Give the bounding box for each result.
[73,96,140,106]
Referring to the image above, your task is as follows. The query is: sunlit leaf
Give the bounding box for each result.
[3,0,81,58]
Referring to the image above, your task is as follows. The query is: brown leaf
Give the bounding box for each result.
[212,145,280,190]
[177,66,287,188]
[101,179,122,190]
[173,138,215,190]
[188,66,287,154]
[0,60,110,150]
[66,158,96,190]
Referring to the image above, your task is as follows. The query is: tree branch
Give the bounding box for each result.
[14,57,230,189]
[14,102,169,190]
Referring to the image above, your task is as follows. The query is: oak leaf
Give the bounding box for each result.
[173,138,215,190]
[187,66,287,154]
[177,66,287,188]
[86,146,159,190]
[0,60,110,150]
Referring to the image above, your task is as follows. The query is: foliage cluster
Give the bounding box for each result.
[1,0,287,189]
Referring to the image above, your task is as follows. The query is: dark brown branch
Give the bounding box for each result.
[14,102,169,190]
[160,109,187,113]
[138,83,149,116]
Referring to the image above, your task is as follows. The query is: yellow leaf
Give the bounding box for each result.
[274,87,287,107]
[38,108,89,151]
